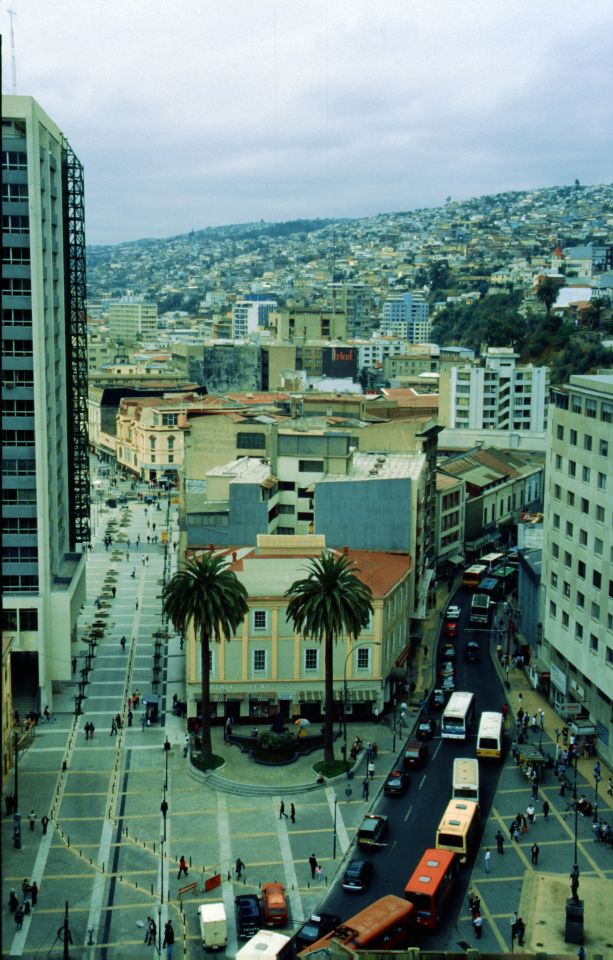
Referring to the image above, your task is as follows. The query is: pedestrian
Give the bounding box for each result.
[519,813,528,833]
[41,815,49,835]
[290,803,296,823]
[531,714,537,734]
[235,857,245,880]
[495,830,504,854]
[135,599,139,610]
[531,842,540,865]
[177,855,189,879]
[362,778,370,800]
[116,713,122,730]
[531,780,538,800]
[279,800,288,819]
[71,656,77,673]
[224,717,232,743]
[127,709,133,727]
[110,718,118,736]
[161,799,168,820]
[8,890,19,913]
[145,916,157,946]
[15,905,25,930]
[577,947,586,960]
[141,714,147,731]
[515,917,525,946]
[509,819,518,842]
[43,705,50,722]
[473,912,483,939]
[559,777,567,797]
[367,759,375,779]
[316,864,323,882]
[594,761,601,780]
[131,568,136,578]
[542,800,550,820]
[527,803,536,824]
[111,586,116,599]
[120,635,126,651]
[539,708,545,729]
[29,809,36,831]
[308,853,318,880]
[468,891,480,917]
[30,881,38,906]
[484,849,491,873]
[163,919,175,959]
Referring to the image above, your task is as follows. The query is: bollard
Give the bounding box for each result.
[87,929,94,945]
[189,856,192,867]
[67,836,70,847]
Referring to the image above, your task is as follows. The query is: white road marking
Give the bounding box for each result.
[404,804,413,823]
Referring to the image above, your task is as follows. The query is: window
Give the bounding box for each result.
[2,399,35,416]
[563,581,571,598]
[2,214,29,234]
[1,181,29,201]
[594,537,603,556]
[564,551,571,567]
[575,623,583,641]
[580,498,589,515]
[592,570,601,589]
[562,612,569,629]
[579,529,588,546]
[602,401,612,423]
[2,150,27,170]
[552,542,559,558]
[577,592,585,608]
[595,505,605,523]
[577,561,586,579]
[591,602,600,621]
[565,521,573,537]
[2,517,37,533]
[550,572,558,588]
[2,609,18,630]
[553,513,560,529]
[278,481,295,491]
[582,466,591,483]
[569,429,577,445]
[553,484,561,500]
[278,504,295,515]
[253,649,266,671]
[590,634,598,653]
[3,339,33,357]
[298,460,324,473]
[571,395,582,414]
[549,601,557,618]
[597,472,606,491]
[253,610,267,631]
[599,438,608,457]
[567,491,575,507]
[585,398,597,419]
[583,434,592,451]
[568,460,576,478]
[304,649,318,671]
[356,647,370,669]
[2,247,31,265]
[556,425,564,440]
[19,609,38,630]
[607,647,613,668]
[555,454,562,469]
[236,432,266,450]
[162,413,178,427]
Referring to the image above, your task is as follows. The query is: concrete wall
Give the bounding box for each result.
[202,344,261,392]
[315,477,411,552]
[186,482,269,547]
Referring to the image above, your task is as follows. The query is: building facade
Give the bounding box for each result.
[108,297,158,344]
[2,96,89,757]
[381,292,431,343]
[541,374,613,765]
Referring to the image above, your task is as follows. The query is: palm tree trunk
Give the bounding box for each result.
[323,631,335,764]
[200,630,213,755]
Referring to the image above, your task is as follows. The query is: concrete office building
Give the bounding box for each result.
[2,96,89,748]
[108,297,158,344]
[542,374,613,765]
[381,292,431,343]
[327,282,374,338]
[232,298,277,339]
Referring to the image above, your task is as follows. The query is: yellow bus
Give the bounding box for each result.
[452,758,480,803]
[435,799,479,863]
[476,711,504,761]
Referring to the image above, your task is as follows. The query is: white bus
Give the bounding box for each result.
[236,930,292,960]
[441,692,475,740]
[476,711,504,760]
[452,758,480,803]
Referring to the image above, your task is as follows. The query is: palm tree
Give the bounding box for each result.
[285,552,373,765]
[535,276,559,316]
[162,551,248,756]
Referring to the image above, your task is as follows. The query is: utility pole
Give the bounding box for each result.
[58,901,73,959]
[8,9,17,91]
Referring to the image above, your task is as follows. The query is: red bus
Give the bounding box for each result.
[404,849,458,929]
[297,895,414,956]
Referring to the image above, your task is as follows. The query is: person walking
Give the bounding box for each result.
[542,800,550,820]
[41,815,49,835]
[308,853,318,880]
[30,881,38,906]
[560,776,567,797]
[177,855,189,879]
[531,842,540,865]
[120,635,126,651]
[71,656,77,673]
[484,849,491,873]
[539,708,545,729]
[116,713,122,730]
[495,830,504,854]
[531,780,538,800]
[279,800,288,819]
[160,799,168,820]
[8,890,19,913]
[509,819,518,842]
[15,905,25,930]
[527,803,536,824]
[515,917,525,946]
[111,586,116,599]
[290,803,296,823]
[135,598,139,610]
[235,857,245,880]
[468,892,481,917]
[163,919,175,959]
[473,912,483,939]
[145,916,157,946]
[362,778,370,800]
[367,759,375,779]
[127,709,133,727]
[531,714,538,735]
[28,809,36,831]
[110,718,118,736]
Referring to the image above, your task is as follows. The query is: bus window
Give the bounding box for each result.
[476,712,504,760]
[452,758,480,803]
[442,692,475,740]
[435,799,479,863]
[404,849,458,929]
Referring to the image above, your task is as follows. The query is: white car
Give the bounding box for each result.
[446,605,461,620]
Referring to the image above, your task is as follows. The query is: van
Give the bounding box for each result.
[452,758,479,804]
[198,902,227,951]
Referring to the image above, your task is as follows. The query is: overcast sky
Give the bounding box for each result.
[3,1,612,245]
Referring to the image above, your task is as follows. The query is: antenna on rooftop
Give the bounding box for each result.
[8,9,17,91]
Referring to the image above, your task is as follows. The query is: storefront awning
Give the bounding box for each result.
[298,690,323,702]
[447,554,465,566]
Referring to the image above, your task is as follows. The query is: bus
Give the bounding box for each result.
[476,711,504,760]
[462,564,488,589]
[441,692,475,740]
[237,930,292,960]
[404,849,458,929]
[452,758,480,803]
[470,593,491,625]
[480,551,505,572]
[435,799,480,863]
[297,896,414,957]
[477,576,503,601]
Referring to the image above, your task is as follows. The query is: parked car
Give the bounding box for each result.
[294,913,341,951]
[441,675,456,692]
[383,769,410,797]
[446,604,461,620]
[439,662,455,679]
[357,814,388,848]
[444,620,459,638]
[464,640,480,662]
[441,642,456,661]
[429,688,447,711]
[403,740,429,770]
[261,882,288,927]
[342,858,375,892]
[417,717,437,740]
[235,894,262,939]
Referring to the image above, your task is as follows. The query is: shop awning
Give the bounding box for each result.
[298,690,323,702]
[447,554,465,566]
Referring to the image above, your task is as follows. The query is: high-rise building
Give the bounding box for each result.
[381,292,431,343]
[327,282,374,338]
[542,374,613,765]
[2,96,89,726]
[232,298,277,339]
[108,297,157,344]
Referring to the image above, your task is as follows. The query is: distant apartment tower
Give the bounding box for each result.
[2,96,89,723]
[542,374,613,765]
[327,282,374,338]
[108,297,157,344]
[441,348,549,433]
[232,298,277,339]
[381,292,431,343]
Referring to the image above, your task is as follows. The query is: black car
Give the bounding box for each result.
[357,814,388,848]
[416,717,437,740]
[429,688,447,711]
[294,913,341,951]
[235,894,262,939]
[342,858,375,892]
[403,740,429,770]
[383,769,410,796]
[465,640,480,662]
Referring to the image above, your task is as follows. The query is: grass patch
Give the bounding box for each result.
[190,752,225,773]
[314,758,351,778]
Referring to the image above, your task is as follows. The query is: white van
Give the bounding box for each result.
[452,758,480,803]
[235,929,291,960]
[198,902,227,951]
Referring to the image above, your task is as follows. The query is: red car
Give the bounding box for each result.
[444,620,459,638]
[261,882,289,927]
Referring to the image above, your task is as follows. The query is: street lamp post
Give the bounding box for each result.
[13,729,21,849]
[342,641,381,762]
[332,798,338,859]
[392,699,397,753]
[593,769,601,824]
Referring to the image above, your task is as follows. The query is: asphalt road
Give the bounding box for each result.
[315,587,508,949]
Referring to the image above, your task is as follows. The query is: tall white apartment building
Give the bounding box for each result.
[232,299,277,339]
[542,374,613,765]
[354,337,412,370]
[108,297,158,344]
[381,292,431,343]
[2,96,89,731]
[441,348,549,433]
[327,282,374,338]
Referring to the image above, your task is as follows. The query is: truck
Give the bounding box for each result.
[469,593,490,625]
[198,902,227,951]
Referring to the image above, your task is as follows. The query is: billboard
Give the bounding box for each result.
[322,346,358,379]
